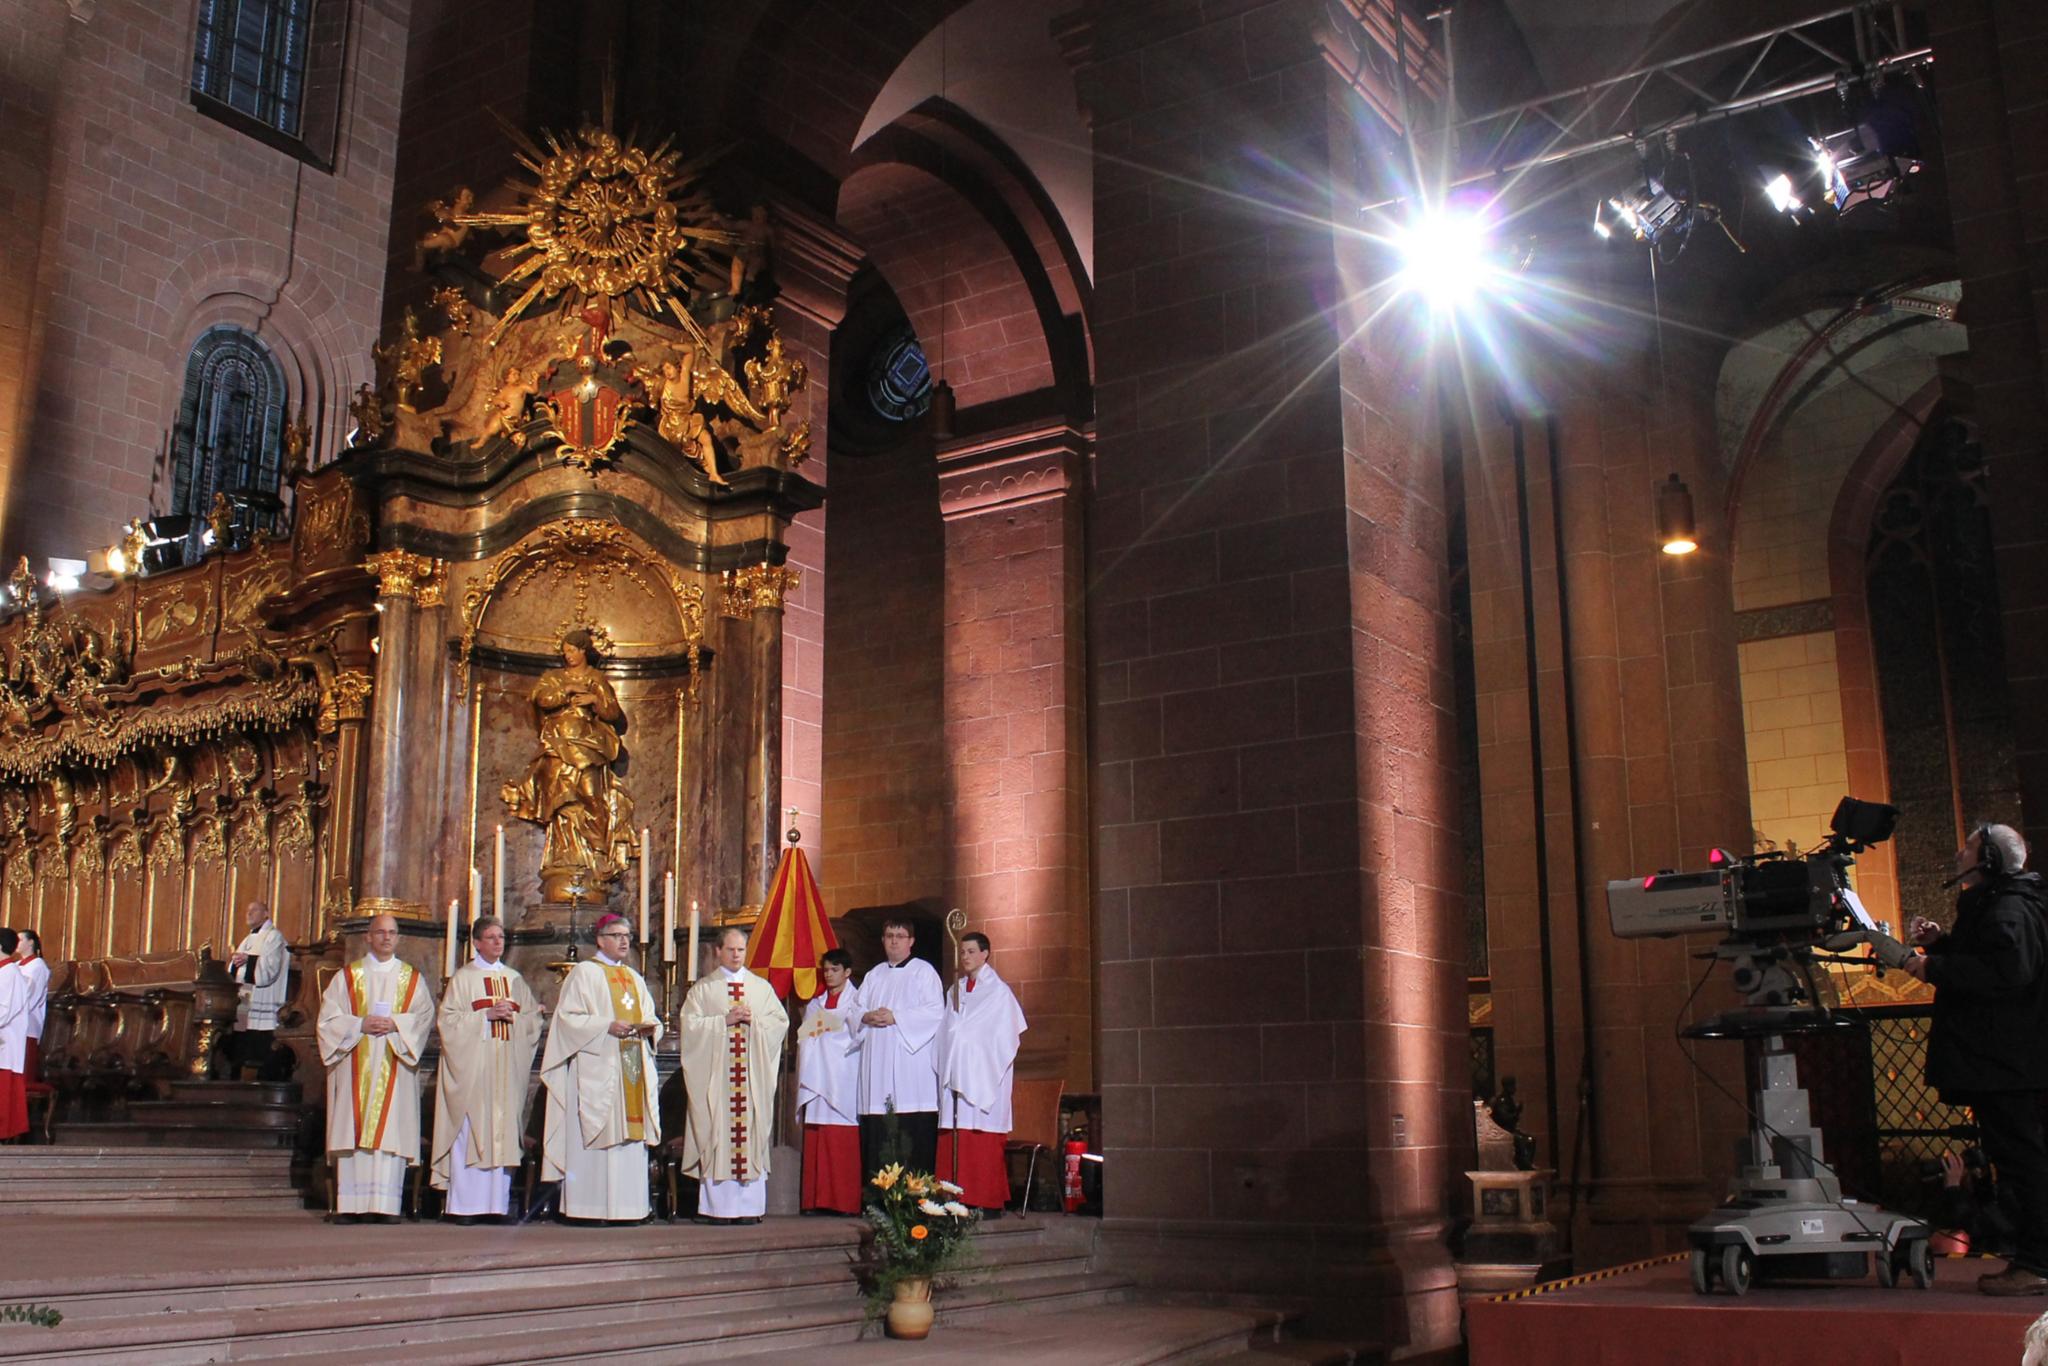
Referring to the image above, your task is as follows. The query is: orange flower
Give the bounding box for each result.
[910,1225,929,1241]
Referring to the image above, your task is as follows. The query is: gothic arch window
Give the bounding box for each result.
[192,0,313,137]
[170,326,287,549]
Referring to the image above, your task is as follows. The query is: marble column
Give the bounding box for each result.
[357,551,444,904]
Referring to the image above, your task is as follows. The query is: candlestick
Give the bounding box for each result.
[470,866,482,928]
[685,900,700,984]
[494,824,506,920]
[639,827,651,944]
[663,872,676,964]
[227,865,238,917]
[444,898,459,978]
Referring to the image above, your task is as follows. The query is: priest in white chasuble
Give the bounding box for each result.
[432,915,543,1221]
[938,931,1027,1212]
[856,917,945,1181]
[317,913,437,1221]
[541,912,663,1222]
[679,926,789,1223]
[797,947,863,1214]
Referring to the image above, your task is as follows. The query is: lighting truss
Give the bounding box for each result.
[1348,2,1932,210]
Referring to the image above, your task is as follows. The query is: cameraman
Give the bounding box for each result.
[1903,823,2048,1295]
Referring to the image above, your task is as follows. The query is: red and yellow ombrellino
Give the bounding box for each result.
[745,844,838,1000]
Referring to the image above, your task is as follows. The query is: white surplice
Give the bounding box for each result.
[854,956,944,1116]
[230,920,289,1031]
[938,964,1027,1132]
[540,954,663,1220]
[0,962,24,1073]
[317,955,436,1214]
[797,982,863,1127]
[432,955,544,1216]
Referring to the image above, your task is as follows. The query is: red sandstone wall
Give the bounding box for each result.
[3,0,410,569]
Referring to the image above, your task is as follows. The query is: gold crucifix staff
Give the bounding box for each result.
[945,907,967,1179]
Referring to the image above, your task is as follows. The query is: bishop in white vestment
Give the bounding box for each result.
[432,917,543,1218]
[678,927,788,1221]
[316,914,437,1218]
[856,919,945,1178]
[938,932,1027,1211]
[540,913,663,1221]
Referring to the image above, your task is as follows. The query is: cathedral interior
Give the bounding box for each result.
[1,0,2044,1357]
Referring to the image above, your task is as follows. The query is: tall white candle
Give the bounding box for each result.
[470,866,482,927]
[663,872,677,964]
[685,900,700,984]
[444,898,459,978]
[227,865,238,918]
[639,827,651,943]
[494,824,506,919]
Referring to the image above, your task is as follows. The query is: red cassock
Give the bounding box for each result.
[23,1037,39,1083]
[801,1123,862,1213]
[936,1129,1008,1210]
[0,1068,25,1141]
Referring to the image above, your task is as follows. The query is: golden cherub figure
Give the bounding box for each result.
[347,383,387,447]
[646,352,727,485]
[484,365,537,446]
[416,186,475,262]
[282,412,312,479]
[205,493,233,550]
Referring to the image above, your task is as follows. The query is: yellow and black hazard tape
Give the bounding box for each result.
[1484,1252,1689,1303]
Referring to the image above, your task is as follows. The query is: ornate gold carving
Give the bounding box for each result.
[363,550,447,605]
[206,494,233,552]
[0,677,319,782]
[744,333,806,422]
[190,813,226,867]
[282,412,312,481]
[322,668,373,732]
[429,284,474,338]
[418,188,475,261]
[222,558,291,641]
[485,365,538,447]
[353,896,430,923]
[147,822,184,872]
[348,383,389,448]
[109,827,143,873]
[501,630,640,903]
[451,126,738,348]
[373,309,444,414]
[297,477,371,561]
[0,561,131,736]
[275,800,314,857]
[455,521,707,693]
[6,846,33,888]
[720,564,801,619]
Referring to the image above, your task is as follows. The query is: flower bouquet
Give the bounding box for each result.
[863,1163,982,1337]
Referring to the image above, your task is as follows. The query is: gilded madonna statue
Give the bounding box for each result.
[501,628,640,902]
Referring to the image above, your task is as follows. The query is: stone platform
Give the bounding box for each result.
[0,1212,1346,1363]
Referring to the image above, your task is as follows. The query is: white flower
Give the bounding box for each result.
[935,1179,964,1196]
[944,1201,970,1217]
[917,1198,947,1216]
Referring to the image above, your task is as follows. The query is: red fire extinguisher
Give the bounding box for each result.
[1062,1128,1087,1213]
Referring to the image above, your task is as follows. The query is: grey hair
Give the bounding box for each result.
[470,914,504,939]
[1979,822,2029,875]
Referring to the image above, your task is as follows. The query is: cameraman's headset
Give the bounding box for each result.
[1973,825,2007,880]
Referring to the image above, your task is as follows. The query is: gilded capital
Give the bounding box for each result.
[322,668,373,732]
[363,550,447,605]
[720,564,801,619]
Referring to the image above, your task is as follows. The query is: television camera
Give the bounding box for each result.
[1604,796,1934,1297]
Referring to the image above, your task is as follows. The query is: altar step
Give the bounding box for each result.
[55,1078,311,1151]
[1,1214,1128,1363]
[0,1146,304,1215]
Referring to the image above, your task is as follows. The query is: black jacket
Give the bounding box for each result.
[1925,871,2048,1098]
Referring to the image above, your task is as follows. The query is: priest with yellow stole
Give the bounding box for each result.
[317,912,437,1222]
[431,915,543,1221]
[541,911,663,1222]
[678,926,788,1223]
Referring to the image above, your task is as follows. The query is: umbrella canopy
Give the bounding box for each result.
[745,843,839,999]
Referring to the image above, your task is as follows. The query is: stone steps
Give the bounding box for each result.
[4,1217,1121,1364]
[53,1120,302,1149]
[0,1145,303,1215]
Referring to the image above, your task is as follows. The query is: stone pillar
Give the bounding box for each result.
[358,551,445,902]
[938,421,1092,1088]
[1077,0,1463,1348]
[724,564,802,906]
[1928,0,2048,846]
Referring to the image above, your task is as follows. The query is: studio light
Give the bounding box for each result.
[1657,473,1698,556]
[1812,125,1920,215]
[1602,176,1685,247]
[140,514,196,573]
[1763,173,1804,218]
[45,558,84,593]
[1392,208,1493,311]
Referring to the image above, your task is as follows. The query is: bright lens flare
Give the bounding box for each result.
[1764,173,1801,214]
[1392,210,1492,311]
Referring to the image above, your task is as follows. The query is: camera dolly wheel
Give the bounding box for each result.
[1720,1243,1755,1296]
[1875,1245,1897,1288]
[1905,1237,1934,1289]
[1690,1248,1712,1294]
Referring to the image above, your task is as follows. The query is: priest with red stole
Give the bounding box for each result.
[432,915,543,1221]
[0,929,25,1142]
[938,931,1027,1213]
[317,913,437,1220]
[797,947,862,1214]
